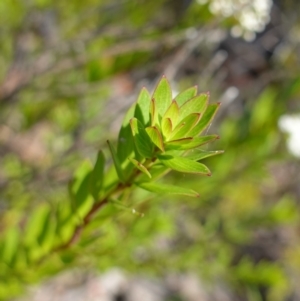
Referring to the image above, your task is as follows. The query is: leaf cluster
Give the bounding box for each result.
[112,76,222,198]
[0,76,222,300]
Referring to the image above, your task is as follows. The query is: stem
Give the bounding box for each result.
[51,155,158,254]
[52,198,108,252]
[52,177,134,253]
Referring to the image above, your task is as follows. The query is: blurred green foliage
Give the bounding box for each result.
[1,1,300,301]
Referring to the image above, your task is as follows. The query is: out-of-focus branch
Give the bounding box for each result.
[163,28,226,81]
[0,29,186,103]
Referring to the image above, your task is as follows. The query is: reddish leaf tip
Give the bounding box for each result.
[216,135,220,140]
[207,172,212,177]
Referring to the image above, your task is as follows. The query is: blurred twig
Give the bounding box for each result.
[0,27,187,103]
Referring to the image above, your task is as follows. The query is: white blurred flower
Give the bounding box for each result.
[197,0,273,41]
[278,114,300,158]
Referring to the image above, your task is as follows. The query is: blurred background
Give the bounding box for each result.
[0,0,300,300]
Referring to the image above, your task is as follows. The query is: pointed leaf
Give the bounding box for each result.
[166,135,219,150]
[179,93,209,121]
[137,182,199,197]
[134,87,151,126]
[189,103,221,137]
[162,100,179,126]
[152,76,172,117]
[175,86,198,106]
[169,113,201,140]
[102,164,119,196]
[110,198,144,217]
[36,207,56,251]
[161,117,173,138]
[130,118,153,158]
[166,137,193,145]
[89,150,105,200]
[167,122,185,139]
[117,103,135,169]
[150,98,158,126]
[24,205,50,246]
[70,160,93,209]
[129,158,152,178]
[107,140,126,182]
[69,167,94,222]
[2,228,20,265]
[158,154,211,175]
[146,126,165,152]
[184,150,224,161]
[137,164,170,182]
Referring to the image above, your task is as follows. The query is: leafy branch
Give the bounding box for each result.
[0,76,223,277]
[53,76,223,252]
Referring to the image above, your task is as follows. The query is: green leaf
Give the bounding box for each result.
[24,205,49,246]
[134,87,151,126]
[110,198,144,217]
[189,103,220,137]
[150,98,158,126]
[70,160,93,208]
[107,140,126,182]
[137,182,199,197]
[102,164,119,197]
[2,228,20,265]
[152,76,172,118]
[68,161,95,222]
[179,93,209,121]
[129,158,152,178]
[117,103,135,164]
[55,202,76,247]
[166,137,193,146]
[166,135,219,150]
[175,86,198,106]
[89,150,105,200]
[158,154,211,175]
[184,150,224,161]
[130,118,154,158]
[162,100,179,126]
[161,117,173,138]
[169,113,201,140]
[137,164,170,182]
[37,208,56,252]
[146,126,165,152]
